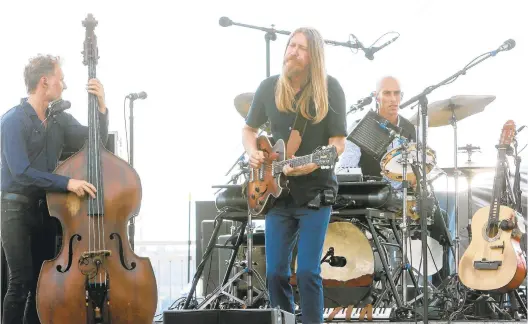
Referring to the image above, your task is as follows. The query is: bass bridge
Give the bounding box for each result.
[79,250,112,322]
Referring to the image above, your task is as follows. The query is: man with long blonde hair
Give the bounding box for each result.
[242,27,347,324]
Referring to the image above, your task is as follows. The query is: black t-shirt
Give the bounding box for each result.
[245,74,347,207]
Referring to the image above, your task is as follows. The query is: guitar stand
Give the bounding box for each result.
[500,290,527,320]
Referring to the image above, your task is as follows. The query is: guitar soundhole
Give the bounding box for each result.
[485,222,500,240]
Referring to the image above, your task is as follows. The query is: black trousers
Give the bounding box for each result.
[1,198,56,324]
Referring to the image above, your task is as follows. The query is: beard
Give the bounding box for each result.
[283,59,305,78]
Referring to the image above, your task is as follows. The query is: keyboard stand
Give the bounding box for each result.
[363,212,403,309]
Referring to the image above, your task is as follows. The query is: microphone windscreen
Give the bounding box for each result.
[219,16,232,27]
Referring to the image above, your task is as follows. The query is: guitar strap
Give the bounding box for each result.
[286,102,309,158]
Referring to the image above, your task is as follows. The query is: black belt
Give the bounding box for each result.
[1,192,30,204]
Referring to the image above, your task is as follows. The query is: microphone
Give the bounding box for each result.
[219,16,233,27]
[350,34,370,58]
[377,120,397,137]
[49,99,71,115]
[363,35,400,60]
[348,92,375,113]
[127,91,147,100]
[328,256,347,267]
[491,39,515,56]
[517,125,526,134]
[377,119,408,143]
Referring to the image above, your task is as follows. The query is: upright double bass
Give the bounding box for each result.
[36,14,158,323]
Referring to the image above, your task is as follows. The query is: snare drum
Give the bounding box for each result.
[380,143,436,183]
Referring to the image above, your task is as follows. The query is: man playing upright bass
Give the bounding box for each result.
[1,54,109,324]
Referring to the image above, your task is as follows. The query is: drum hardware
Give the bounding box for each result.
[386,219,422,295]
[458,144,481,162]
[364,213,403,308]
[182,200,269,310]
[394,135,411,306]
[182,208,244,309]
[199,215,269,310]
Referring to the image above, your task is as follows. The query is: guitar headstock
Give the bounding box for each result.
[312,145,338,169]
[499,120,516,146]
[82,14,99,66]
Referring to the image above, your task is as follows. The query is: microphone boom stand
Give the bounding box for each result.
[219,17,361,78]
[399,43,514,323]
[128,98,136,251]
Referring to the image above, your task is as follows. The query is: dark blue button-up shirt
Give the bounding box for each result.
[0,99,109,198]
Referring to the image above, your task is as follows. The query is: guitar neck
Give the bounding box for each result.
[488,148,507,223]
[273,155,313,173]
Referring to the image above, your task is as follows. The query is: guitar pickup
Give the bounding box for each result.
[474,260,502,270]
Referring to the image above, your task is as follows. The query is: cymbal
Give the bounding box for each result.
[441,162,495,177]
[234,92,254,119]
[409,95,496,127]
[234,92,271,134]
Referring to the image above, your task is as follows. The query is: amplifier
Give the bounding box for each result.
[348,110,398,161]
[163,308,296,324]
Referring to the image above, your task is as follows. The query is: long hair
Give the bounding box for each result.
[275,27,328,124]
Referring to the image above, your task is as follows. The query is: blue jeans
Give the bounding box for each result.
[265,206,331,324]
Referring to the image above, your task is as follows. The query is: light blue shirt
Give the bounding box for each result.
[338,116,405,190]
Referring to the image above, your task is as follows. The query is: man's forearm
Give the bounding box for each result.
[329,136,346,156]
[242,127,258,155]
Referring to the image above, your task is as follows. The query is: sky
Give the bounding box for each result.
[0,0,526,242]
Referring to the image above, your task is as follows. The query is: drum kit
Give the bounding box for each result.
[185,91,522,320]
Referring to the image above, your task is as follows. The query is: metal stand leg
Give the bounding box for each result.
[211,212,269,309]
[183,210,231,309]
[449,108,461,276]
[366,215,403,308]
[246,212,254,305]
[199,221,248,309]
[399,141,410,306]
[389,220,421,294]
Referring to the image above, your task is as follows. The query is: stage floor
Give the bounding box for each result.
[155,321,524,324]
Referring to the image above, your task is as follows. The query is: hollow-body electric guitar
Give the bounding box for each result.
[247,136,338,215]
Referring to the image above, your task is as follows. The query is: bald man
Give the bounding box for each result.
[339,76,417,185]
[341,77,453,280]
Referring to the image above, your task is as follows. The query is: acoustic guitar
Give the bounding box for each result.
[247,135,338,215]
[459,120,527,292]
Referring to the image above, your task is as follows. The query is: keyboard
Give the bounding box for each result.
[323,306,392,321]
